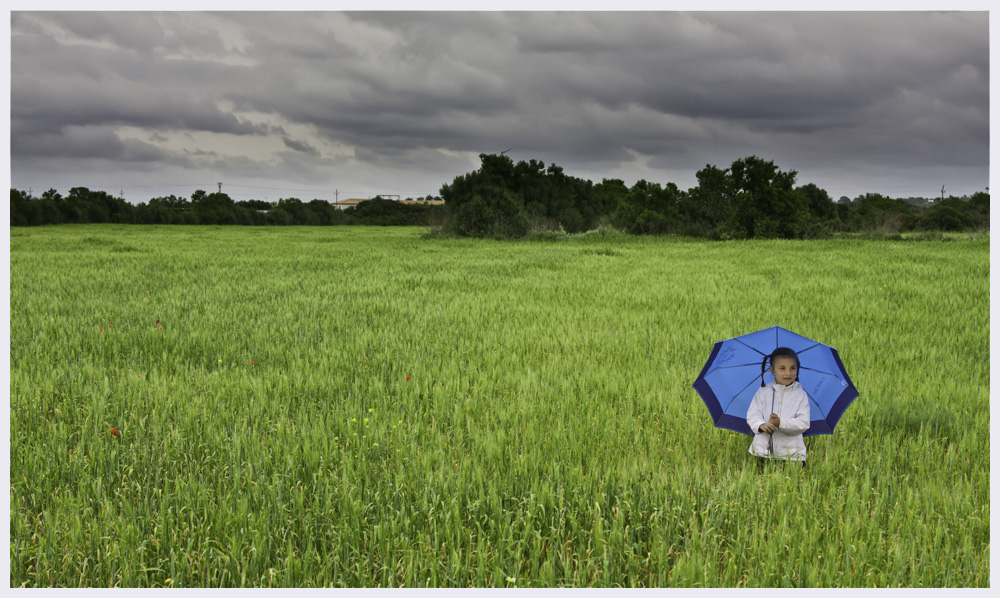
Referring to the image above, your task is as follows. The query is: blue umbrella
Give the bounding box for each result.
[692,326,859,437]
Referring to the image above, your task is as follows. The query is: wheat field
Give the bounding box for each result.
[8,225,989,587]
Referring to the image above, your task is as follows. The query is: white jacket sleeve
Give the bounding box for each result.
[746,387,769,434]
[776,389,810,435]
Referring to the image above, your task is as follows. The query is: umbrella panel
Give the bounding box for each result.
[693,326,859,437]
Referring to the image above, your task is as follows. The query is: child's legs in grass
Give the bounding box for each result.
[756,457,805,471]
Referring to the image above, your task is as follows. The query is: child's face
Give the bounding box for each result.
[770,355,798,386]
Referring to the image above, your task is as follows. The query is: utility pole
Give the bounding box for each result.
[218,182,223,194]
[941,185,946,201]
[335,189,339,204]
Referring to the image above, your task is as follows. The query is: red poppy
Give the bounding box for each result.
[406,375,412,382]
[155,319,160,324]
[249,361,255,365]
[109,428,120,438]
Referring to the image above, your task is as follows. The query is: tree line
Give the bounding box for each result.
[9,188,442,227]
[437,153,989,239]
[9,154,989,239]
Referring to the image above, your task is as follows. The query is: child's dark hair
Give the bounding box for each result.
[760,347,800,387]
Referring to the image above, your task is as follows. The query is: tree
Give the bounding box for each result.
[350,198,432,226]
[135,202,171,224]
[237,199,272,211]
[306,199,338,225]
[593,179,628,226]
[847,193,916,232]
[450,189,529,238]
[797,183,837,221]
[51,187,136,224]
[611,179,681,235]
[10,188,36,226]
[267,208,291,225]
[918,196,982,231]
[149,195,190,212]
[969,191,988,212]
[685,157,808,239]
[440,153,531,238]
[724,155,806,239]
[440,152,612,236]
[41,188,62,202]
[795,183,839,237]
[277,197,308,224]
[684,164,731,238]
[190,190,236,224]
[918,205,971,231]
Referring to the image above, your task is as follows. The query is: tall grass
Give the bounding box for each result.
[9,225,989,587]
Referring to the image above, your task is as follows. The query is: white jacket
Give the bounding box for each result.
[746,381,811,461]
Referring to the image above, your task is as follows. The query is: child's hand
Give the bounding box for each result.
[759,423,777,434]
[768,413,780,427]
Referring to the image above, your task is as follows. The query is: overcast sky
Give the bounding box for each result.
[6,8,991,204]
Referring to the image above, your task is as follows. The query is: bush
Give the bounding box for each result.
[918,204,975,231]
[450,191,530,239]
[268,208,292,225]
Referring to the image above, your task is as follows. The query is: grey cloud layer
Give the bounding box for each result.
[9,11,989,200]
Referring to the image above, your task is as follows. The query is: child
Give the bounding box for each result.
[747,347,811,467]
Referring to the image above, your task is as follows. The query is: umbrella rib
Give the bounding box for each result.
[806,392,824,417]
[733,339,767,356]
[712,362,766,371]
[722,377,764,413]
[796,342,823,355]
[800,366,845,380]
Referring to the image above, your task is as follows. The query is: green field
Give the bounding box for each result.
[9,225,990,587]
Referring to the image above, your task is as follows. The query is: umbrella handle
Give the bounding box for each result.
[768,388,776,457]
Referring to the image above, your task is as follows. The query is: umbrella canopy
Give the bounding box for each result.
[692,326,859,437]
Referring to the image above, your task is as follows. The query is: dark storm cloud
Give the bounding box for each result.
[8,11,990,201]
[13,125,168,162]
[282,136,321,156]
[11,19,265,142]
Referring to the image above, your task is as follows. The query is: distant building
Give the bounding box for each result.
[333,197,445,209]
[332,198,368,210]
